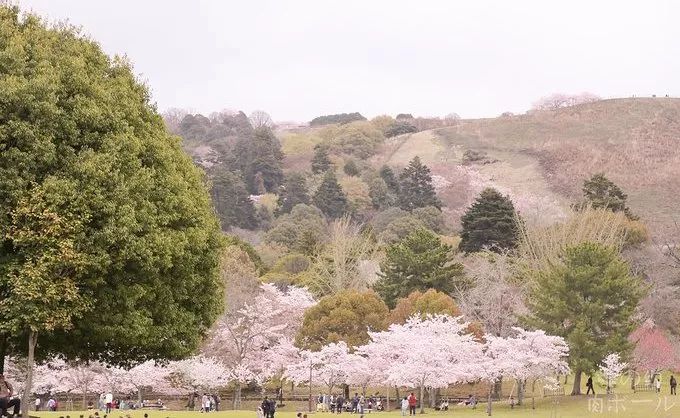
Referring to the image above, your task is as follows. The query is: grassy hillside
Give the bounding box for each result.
[431,98,680,235]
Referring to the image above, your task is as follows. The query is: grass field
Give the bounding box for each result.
[28,393,680,418]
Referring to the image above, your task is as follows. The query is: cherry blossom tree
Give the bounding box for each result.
[629,319,678,384]
[499,328,569,407]
[531,92,600,110]
[205,284,315,408]
[600,353,627,394]
[360,315,483,414]
[344,352,385,396]
[479,328,568,415]
[285,341,352,394]
[170,355,230,392]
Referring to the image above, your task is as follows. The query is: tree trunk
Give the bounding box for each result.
[486,384,493,416]
[428,388,437,408]
[516,379,526,406]
[395,386,400,403]
[493,377,502,399]
[531,379,537,410]
[21,330,38,418]
[386,386,390,412]
[571,370,582,395]
[419,385,425,414]
[233,382,242,410]
[564,374,568,385]
[630,370,636,390]
[0,334,7,374]
[138,388,143,406]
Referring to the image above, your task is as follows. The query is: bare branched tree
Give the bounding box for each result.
[249,110,274,129]
[304,216,382,296]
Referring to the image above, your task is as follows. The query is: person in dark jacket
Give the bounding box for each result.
[586,376,595,395]
[671,375,677,395]
[267,397,276,418]
[261,397,271,418]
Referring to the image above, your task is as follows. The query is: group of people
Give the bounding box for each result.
[316,393,385,414]
[34,397,58,411]
[194,393,220,412]
[257,396,277,418]
[399,393,418,416]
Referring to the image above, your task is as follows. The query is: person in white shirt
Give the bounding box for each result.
[400,397,409,416]
[34,397,41,411]
[105,393,113,413]
[656,378,662,393]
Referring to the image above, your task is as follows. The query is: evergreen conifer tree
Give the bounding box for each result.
[398,156,441,210]
[459,188,518,253]
[379,165,400,195]
[210,166,258,229]
[374,228,465,308]
[525,242,644,395]
[313,171,348,219]
[276,172,310,215]
[582,173,636,219]
[311,144,332,174]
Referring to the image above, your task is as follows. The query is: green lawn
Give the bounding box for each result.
[30,393,680,418]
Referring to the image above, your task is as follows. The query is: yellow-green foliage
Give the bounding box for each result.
[370,115,396,133]
[255,193,279,213]
[517,206,647,272]
[319,121,385,158]
[339,176,371,212]
[280,132,323,156]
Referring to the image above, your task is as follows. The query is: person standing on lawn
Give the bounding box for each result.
[400,397,408,416]
[267,396,276,418]
[671,375,677,395]
[407,393,417,416]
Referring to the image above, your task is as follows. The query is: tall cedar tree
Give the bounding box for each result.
[313,171,348,219]
[233,126,284,194]
[311,144,332,174]
[276,173,310,215]
[459,188,519,253]
[582,173,637,219]
[374,228,464,308]
[379,165,401,195]
[524,242,644,395]
[0,4,223,383]
[398,156,442,210]
[210,167,258,230]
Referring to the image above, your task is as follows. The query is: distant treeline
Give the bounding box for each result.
[310,112,366,126]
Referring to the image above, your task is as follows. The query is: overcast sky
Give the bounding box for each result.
[18,0,680,122]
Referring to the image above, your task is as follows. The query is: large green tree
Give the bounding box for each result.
[295,289,389,350]
[374,228,465,308]
[313,171,348,219]
[524,242,644,395]
[0,5,224,372]
[582,173,636,219]
[276,172,310,215]
[234,126,284,194]
[459,188,519,253]
[210,166,258,230]
[398,156,441,210]
[311,144,332,174]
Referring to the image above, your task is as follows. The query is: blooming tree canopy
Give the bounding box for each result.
[629,320,678,378]
[360,315,482,413]
[600,353,627,393]
[285,341,353,393]
[170,355,230,392]
[205,284,315,407]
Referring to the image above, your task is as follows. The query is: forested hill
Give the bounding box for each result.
[165,97,680,332]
